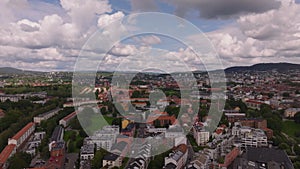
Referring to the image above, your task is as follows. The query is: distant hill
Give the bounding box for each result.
[0,62,299,75]
[225,63,300,73]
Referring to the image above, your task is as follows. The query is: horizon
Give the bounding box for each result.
[0,62,297,73]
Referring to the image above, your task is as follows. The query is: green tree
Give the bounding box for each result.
[294,112,300,124]
[95,89,99,100]
[91,148,108,169]
[9,152,32,169]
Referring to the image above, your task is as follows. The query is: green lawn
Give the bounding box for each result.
[282,120,300,138]
[85,114,115,134]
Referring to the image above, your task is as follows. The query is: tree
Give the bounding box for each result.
[95,89,99,100]
[260,104,272,118]
[282,92,290,97]
[246,109,260,118]
[294,144,300,155]
[100,107,108,115]
[294,112,300,124]
[91,148,108,169]
[9,152,32,169]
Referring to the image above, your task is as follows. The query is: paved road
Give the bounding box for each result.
[187,139,195,164]
[65,153,78,169]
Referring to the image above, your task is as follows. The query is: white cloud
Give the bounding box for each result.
[0,0,115,71]
[137,35,161,45]
[97,11,125,28]
[205,0,300,67]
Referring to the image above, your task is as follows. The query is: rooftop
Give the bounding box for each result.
[0,144,16,165]
[244,147,294,169]
[11,122,35,140]
[62,111,77,121]
[51,126,64,142]
[103,153,119,161]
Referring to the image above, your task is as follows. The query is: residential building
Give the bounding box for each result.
[0,144,16,169]
[244,100,264,110]
[218,147,240,168]
[224,113,246,123]
[86,125,119,150]
[49,126,64,151]
[240,128,268,148]
[232,147,294,169]
[80,144,95,161]
[59,111,77,127]
[147,111,176,126]
[34,108,61,124]
[103,153,122,168]
[193,125,210,146]
[284,108,300,118]
[8,122,35,149]
[163,144,188,169]
[186,151,210,169]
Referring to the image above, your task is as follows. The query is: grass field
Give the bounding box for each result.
[85,114,115,134]
[282,120,300,138]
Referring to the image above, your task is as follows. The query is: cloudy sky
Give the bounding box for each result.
[0,0,300,71]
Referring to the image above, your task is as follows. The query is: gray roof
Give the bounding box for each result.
[111,141,127,152]
[238,147,294,169]
[103,153,119,161]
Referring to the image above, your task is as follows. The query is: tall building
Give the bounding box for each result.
[193,125,210,146]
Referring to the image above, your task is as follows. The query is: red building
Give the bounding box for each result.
[147,111,176,126]
[59,111,77,128]
[8,122,35,150]
[239,118,273,138]
[0,144,16,169]
[219,147,240,168]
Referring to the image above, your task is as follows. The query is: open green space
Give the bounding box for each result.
[282,120,300,138]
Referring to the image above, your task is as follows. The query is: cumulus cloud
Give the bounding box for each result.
[97,11,125,28]
[137,35,161,45]
[204,0,300,67]
[60,0,111,31]
[0,0,299,71]
[0,0,115,71]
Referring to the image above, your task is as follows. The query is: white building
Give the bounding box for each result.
[241,129,268,148]
[233,123,268,148]
[80,144,95,160]
[8,122,35,149]
[33,108,61,124]
[86,125,119,150]
[193,125,210,146]
[165,125,185,138]
[284,108,300,118]
[102,153,122,168]
[59,111,77,127]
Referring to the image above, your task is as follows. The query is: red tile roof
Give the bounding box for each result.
[11,122,35,140]
[0,144,16,165]
[62,111,76,121]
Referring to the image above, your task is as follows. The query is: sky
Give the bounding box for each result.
[0,0,299,71]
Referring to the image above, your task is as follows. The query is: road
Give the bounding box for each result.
[65,153,78,169]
